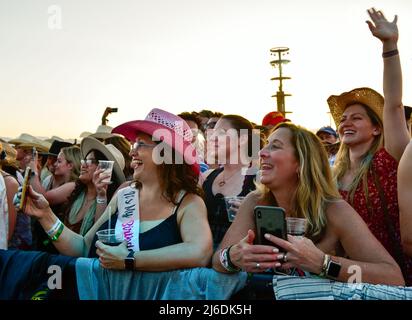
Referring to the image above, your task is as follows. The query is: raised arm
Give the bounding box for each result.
[398,141,412,257]
[367,8,409,161]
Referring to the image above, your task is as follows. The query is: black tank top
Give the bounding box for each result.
[202,167,256,249]
[88,193,187,258]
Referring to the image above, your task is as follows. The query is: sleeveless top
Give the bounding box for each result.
[339,148,412,285]
[88,192,187,258]
[203,167,256,249]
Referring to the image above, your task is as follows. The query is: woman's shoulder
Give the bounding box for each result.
[324,199,359,225]
[180,192,205,207]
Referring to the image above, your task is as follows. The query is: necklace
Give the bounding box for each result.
[218,169,240,187]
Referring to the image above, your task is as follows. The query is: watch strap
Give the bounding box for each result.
[125,250,135,271]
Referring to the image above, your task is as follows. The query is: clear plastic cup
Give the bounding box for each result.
[224,196,245,222]
[286,217,307,237]
[98,160,114,183]
[96,229,123,246]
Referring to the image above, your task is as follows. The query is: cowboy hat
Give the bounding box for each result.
[80,125,124,141]
[80,136,126,184]
[327,87,384,127]
[39,140,74,157]
[112,108,200,175]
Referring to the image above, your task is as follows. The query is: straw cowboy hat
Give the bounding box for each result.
[327,87,384,127]
[112,108,200,175]
[80,136,126,184]
[80,125,124,141]
[0,141,19,169]
[8,133,51,153]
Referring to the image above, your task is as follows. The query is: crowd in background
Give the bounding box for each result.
[1,7,412,299]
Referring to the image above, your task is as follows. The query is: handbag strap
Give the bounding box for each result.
[371,166,408,276]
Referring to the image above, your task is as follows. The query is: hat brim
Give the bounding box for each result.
[327,87,384,128]
[113,120,199,173]
[17,142,50,153]
[80,137,126,184]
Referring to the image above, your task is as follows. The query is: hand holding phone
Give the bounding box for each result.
[254,206,287,247]
[19,167,32,211]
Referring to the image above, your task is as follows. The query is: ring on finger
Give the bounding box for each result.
[283,253,288,263]
[256,262,260,269]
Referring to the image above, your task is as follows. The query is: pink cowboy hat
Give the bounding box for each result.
[112,108,200,175]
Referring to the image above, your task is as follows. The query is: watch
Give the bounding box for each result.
[326,258,341,278]
[124,250,135,271]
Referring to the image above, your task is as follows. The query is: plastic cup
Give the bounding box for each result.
[96,229,123,246]
[98,160,114,183]
[224,196,245,222]
[286,217,307,237]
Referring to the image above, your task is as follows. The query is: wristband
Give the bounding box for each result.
[46,219,62,237]
[96,197,107,204]
[382,49,399,58]
[226,245,241,272]
[49,223,64,242]
[219,246,241,273]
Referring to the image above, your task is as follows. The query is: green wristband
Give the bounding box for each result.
[49,223,64,242]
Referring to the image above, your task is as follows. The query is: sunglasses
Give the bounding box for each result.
[80,159,99,166]
[130,141,157,152]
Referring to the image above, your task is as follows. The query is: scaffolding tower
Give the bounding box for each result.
[270,47,292,117]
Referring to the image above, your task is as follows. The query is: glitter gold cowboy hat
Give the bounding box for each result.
[327,87,384,127]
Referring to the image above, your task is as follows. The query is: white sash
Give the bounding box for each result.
[115,186,140,252]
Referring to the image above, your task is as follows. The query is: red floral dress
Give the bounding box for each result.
[339,148,412,286]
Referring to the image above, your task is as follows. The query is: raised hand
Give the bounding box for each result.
[366,7,398,43]
[14,185,50,219]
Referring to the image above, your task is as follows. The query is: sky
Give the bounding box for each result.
[1,0,412,141]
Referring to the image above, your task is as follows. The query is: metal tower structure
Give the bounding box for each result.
[270,47,292,116]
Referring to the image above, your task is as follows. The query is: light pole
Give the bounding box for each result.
[270,47,292,117]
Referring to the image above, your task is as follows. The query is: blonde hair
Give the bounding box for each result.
[61,146,82,182]
[257,122,341,239]
[333,103,383,205]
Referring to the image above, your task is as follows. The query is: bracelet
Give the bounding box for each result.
[382,49,399,58]
[46,219,62,237]
[318,253,331,277]
[226,245,241,272]
[49,222,64,242]
[96,197,107,204]
[219,247,241,273]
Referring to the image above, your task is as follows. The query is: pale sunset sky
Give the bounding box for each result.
[1,0,412,140]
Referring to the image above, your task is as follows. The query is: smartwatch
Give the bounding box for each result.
[124,250,135,271]
[326,258,341,278]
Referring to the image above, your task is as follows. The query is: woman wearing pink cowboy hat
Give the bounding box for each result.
[18,108,213,271]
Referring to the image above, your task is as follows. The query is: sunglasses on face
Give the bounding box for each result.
[130,141,157,152]
[80,159,98,166]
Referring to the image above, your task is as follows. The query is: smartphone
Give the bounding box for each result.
[19,167,32,211]
[254,205,287,246]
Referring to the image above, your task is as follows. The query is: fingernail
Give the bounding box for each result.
[277,254,284,259]
[275,263,281,267]
[264,234,270,239]
[272,248,279,253]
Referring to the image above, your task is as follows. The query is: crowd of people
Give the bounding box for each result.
[1,7,412,299]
